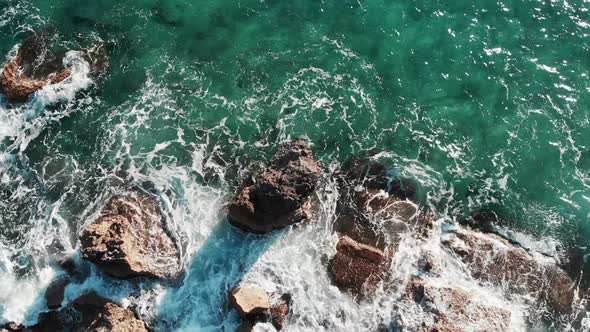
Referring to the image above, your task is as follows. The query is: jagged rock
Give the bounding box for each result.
[328,236,387,296]
[229,287,272,319]
[236,320,256,332]
[228,139,322,233]
[55,255,77,276]
[270,294,291,330]
[443,228,575,312]
[401,277,511,332]
[80,193,180,280]
[44,277,68,309]
[0,34,71,102]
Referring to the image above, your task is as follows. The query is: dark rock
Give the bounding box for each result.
[443,228,576,313]
[44,277,68,309]
[80,193,180,280]
[328,236,387,296]
[229,287,271,319]
[0,322,24,332]
[270,294,291,330]
[70,292,148,332]
[400,277,511,332]
[55,256,76,276]
[236,320,256,332]
[31,310,67,332]
[388,177,420,202]
[459,209,502,233]
[228,139,322,233]
[0,34,71,102]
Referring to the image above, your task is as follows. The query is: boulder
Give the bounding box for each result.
[443,228,575,313]
[229,287,272,319]
[80,193,180,280]
[328,236,387,296]
[400,277,512,332]
[228,139,322,233]
[0,34,71,102]
[44,277,68,309]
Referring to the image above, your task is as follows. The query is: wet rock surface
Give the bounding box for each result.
[399,277,512,332]
[443,227,575,313]
[328,236,387,296]
[44,277,68,309]
[229,287,291,331]
[0,33,71,102]
[80,193,181,280]
[34,292,147,332]
[228,139,322,233]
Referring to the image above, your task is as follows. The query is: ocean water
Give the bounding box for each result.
[0,0,589,331]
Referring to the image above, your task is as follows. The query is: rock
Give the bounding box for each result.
[228,139,322,233]
[31,310,67,332]
[71,292,148,332]
[328,236,387,296]
[0,34,71,102]
[443,228,575,312]
[400,277,512,332]
[80,193,180,280]
[55,255,77,276]
[44,277,68,309]
[229,287,272,319]
[270,294,291,330]
[459,209,503,233]
[0,322,24,332]
[236,320,256,332]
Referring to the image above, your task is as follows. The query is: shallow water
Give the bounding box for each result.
[0,0,589,330]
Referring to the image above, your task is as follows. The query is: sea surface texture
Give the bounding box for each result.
[0,0,589,331]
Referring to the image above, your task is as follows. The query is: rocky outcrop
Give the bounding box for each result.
[328,236,387,296]
[228,139,322,233]
[0,323,24,332]
[399,277,512,332]
[229,287,291,331]
[0,34,71,102]
[80,193,180,280]
[443,228,575,313]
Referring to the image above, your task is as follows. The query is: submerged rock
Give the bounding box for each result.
[328,236,387,296]
[0,34,71,102]
[228,139,322,233]
[443,228,575,312]
[0,323,24,332]
[399,277,512,332]
[80,193,180,280]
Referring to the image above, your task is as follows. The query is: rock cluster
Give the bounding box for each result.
[228,139,322,233]
[2,292,147,332]
[0,34,71,102]
[229,286,291,331]
[80,193,181,280]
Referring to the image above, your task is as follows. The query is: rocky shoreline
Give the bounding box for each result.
[0,138,581,331]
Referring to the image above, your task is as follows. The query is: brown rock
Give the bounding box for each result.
[403,277,511,332]
[443,228,576,312]
[1,34,71,102]
[236,320,256,332]
[44,277,68,309]
[270,294,291,330]
[80,193,180,280]
[71,292,148,332]
[228,139,322,233]
[328,236,387,296]
[229,287,272,318]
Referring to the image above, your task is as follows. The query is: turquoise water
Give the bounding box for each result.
[0,0,589,330]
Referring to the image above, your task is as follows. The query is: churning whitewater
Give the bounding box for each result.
[1,0,590,331]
